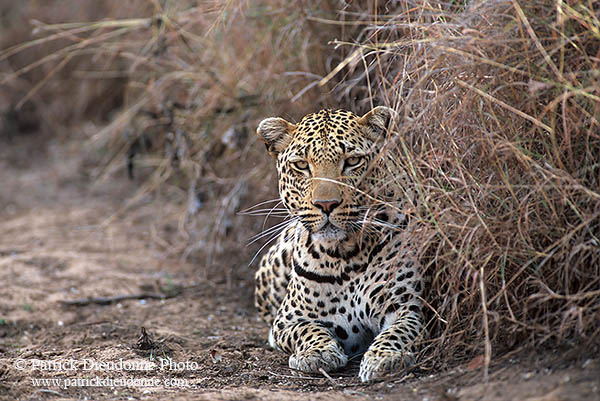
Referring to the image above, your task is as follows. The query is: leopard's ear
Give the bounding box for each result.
[357,106,398,140]
[257,117,296,159]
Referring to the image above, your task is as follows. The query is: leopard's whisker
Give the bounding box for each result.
[248,218,299,266]
[358,218,405,231]
[248,232,281,266]
[248,223,292,245]
[261,201,291,231]
[241,208,288,213]
[350,221,378,239]
[248,218,296,245]
[241,210,289,216]
[251,218,291,234]
[238,198,283,215]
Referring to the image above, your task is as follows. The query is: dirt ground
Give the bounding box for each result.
[0,134,599,401]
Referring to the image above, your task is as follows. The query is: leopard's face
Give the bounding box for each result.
[257,108,395,242]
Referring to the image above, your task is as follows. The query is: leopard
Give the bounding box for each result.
[253,107,424,382]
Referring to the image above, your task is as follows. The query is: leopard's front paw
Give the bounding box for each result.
[289,342,348,374]
[359,349,415,382]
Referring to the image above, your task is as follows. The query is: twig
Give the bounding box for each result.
[319,368,341,388]
[37,389,64,396]
[266,370,322,380]
[479,267,491,382]
[61,292,177,306]
[136,327,156,350]
[456,79,553,134]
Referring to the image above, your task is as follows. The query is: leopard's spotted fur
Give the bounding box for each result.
[254,107,423,382]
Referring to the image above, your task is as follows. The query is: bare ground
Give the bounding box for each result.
[0,135,598,401]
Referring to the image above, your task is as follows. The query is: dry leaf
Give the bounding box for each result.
[210,348,223,364]
[466,354,485,370]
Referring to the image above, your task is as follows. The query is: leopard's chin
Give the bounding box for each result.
[311,222,347,242]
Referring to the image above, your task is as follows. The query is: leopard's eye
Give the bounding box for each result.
[291,160,309,172]
[344,156,364,170]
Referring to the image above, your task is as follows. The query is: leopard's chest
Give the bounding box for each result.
[288,238,403,356]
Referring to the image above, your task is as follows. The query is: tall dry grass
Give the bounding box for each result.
[329,0,599,370]
[2,0,599,371]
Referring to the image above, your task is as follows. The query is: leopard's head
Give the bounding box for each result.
[257,107,397,242]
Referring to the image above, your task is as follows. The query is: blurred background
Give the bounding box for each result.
[1,0,599,374]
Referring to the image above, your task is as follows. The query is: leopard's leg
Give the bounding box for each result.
[270,319,348,373]
[359,304,423,382]
[254,240,292,325]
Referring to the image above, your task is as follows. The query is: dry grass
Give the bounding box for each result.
[331,0,600,370]
[2,0,599,372]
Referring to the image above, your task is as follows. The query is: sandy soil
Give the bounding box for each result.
[0,134,598,401]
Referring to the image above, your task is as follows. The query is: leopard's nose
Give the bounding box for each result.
[313,199,341,215]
